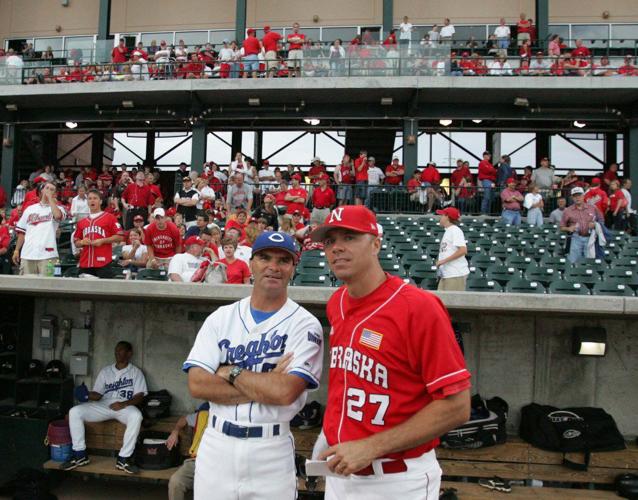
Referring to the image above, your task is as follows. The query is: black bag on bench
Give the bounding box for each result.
[134,430,179,470]
[519,403,626,471]
[439,394,508,450]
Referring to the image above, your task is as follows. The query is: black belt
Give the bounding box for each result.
[211,415,280,439]
[314,207,329,210]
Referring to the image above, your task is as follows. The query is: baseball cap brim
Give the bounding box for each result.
[310,223,376,243]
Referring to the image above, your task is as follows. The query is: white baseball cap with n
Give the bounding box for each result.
[152,207,166,218]
[571,187,585,196]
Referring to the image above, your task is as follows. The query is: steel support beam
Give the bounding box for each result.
[1,124,16,205]
[231,131,243,163]
[626,127,638,206]
[437,132,482,162]
[253,131,263,166]
[535,132,551,166]
[403,119,418,179]
[235,0,247,44]
[190,123,207,173]
[91,132,105,167]
[557,134,605,166]
[145,131,155,167]
[97,0,112,41]
[535,0,549,49]
[604,133,617,166]
[57,134,92,163]
[383,0,394,39]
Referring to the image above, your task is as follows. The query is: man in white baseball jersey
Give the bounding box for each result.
[183,231,323,500]
[12,181,66,275]
[61,341,147,474]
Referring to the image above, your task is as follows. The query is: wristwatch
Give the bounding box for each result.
[228,365,244,385]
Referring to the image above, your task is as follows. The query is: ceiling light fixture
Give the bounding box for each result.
[514,97,530,107]
[303,118,321,126]
[380,97,393,106]
[439,119,453,127]
[122,100,134,108]
[65,122,78,129]
[248,97,261,106]
[472,119,483,124]
[573,120,586,128]
[5,104,18,111]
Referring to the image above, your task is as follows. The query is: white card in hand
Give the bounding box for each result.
[305,459,341,478]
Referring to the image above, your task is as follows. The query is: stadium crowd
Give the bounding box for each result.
[0,149,635,283]
[2,15,638,83]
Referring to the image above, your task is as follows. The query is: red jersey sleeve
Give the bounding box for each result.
[73,222,83,242]
[406,292,471,396]
[144,225,154,246]
[107,214,123,237]
[240,260,251,282]
[121,184,131,203]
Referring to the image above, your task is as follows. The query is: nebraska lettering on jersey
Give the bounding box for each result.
[81,225,107,238]
[219,332,288,368]
[26,213,53,226]
[330,346,388,389]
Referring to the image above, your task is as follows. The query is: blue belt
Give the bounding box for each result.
[211,415,280,439]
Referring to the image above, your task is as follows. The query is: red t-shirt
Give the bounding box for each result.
[121,183,154,208]
[571,46,591,58]
[312,187,336,209]
[73,212,123,268]
[406,178,420,193]
[0,186,6,209]
[420,167,441,184]
[243,37,261,56]
[478,160,497,181]
[149,184,163,203]
[354,157,368,182]
[517,19,531,34]
[323,276,471,460]
[602,170,618,192]
[308,164,327,179]
[384,164,404,185]
[584,187,609,215]
[144,221,181,258]
[609,190,626,213]
[219,258,251,284]
[451,167,473,198]
[286,187,308,214]
[287,32,305,50]
[275,190,289,207]
[262,31,282,52]
[112,46,128,63]
[23,189,39,210]
[0,224,10,251]
[339,164,354,184]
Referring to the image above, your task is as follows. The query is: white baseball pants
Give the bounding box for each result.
[325,450,441,500]
[68,402,143,458]
[194,426,297,500]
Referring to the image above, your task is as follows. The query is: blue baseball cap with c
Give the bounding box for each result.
[251,231,299,262]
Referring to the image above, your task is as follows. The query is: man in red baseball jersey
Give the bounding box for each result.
[121,172,154,229]
[74,189,124,278]
[310,205,471,499]
[145,207,182,269]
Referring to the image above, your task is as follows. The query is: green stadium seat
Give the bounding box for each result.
[466,278,502,292]
[63,267,80,278]
[136,269,169,281]
[505,278,546,294]
[485,264,521,285]
[603,268,638,287]
[401,252,433,268]
[564,267,603,287]
[524,264,560,285]
[419,277,439,290]
[504,255,536,269]
[293,273,331,287]
[381,260,408,276]
[592,281,635,296]
[547,280,590,295]
[488,245,517,260]
[539,255,570,268]
[393,242,422,257]
[467,266,484,279]
[408,263,438,284]
[297,259,329,272]
[611,256,638,270]
[470,254,502,270]
[573,260,608,276]
[301,250,326,260]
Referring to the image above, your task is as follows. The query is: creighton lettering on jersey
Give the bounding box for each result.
[183,296,323,424]
[103,376,134,396]
[93,363,148,402]
[219,332,288,368]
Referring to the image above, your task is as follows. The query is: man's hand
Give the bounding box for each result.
[319,438,379,476]
[92,238,104,247]
[110,401,126,411]
[12,250,20,265]
[166,430,179,450]
[217,352,293,381]
[588,222,596,229]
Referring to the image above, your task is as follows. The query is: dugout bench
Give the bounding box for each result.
[44,419,636,498]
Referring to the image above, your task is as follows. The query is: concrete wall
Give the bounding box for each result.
[30,295,638,438]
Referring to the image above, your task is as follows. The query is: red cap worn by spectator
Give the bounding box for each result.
[264,25,271,31]
[32,176,47,184]
[310,205,379,242]
[506,177,517,184]
[166,207,177,217]
[292,173,302,181]
[247,28,256,34]
[436,207,461,221]
[184,236,205,247]
[591,178,601,185]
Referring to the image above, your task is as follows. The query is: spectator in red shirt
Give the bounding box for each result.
[451,160,474,212]
[112,38,129,65]
[602,163,619,193]
[385,157,405,187]
[178,53,204,79]
[262,26,282,78]
[285,174,308,214]
[274,180,290,212]
[7,204,22,228]
[584,178,609,217]
[478,151,497,214]
[287,22,305,77]
[121,171,154,229]
[353,150,369,205]
[608,180,627,230]
[0,213,10,267]
[571,39,591,58]
[517,13,532,46]
[311,173,336,224]
[335,154,354,206]
[618,56,637,76]
[308,157,327,184]
[217,236,251,284]
[242,28,262,79]
[407,171,421,202]
[0,185,6,210]
[144,207,182,269]
[420,162,442,212]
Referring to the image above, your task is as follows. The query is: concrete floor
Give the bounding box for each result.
[51,476,172,500]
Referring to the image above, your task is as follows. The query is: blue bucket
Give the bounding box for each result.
[50,443,72,462]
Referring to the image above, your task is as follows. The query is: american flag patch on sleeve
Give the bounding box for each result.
[359,329,383,350]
